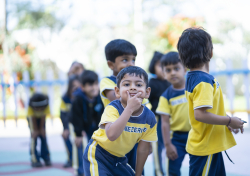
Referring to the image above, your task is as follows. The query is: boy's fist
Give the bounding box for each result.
[228,117,244,133]
[126,91,143,113]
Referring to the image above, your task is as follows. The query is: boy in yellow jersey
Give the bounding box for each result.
[177,27,244,176]
[156,51,191,176]
[83,66,157,176]
[27,93,51,167]
[100,39,148,173]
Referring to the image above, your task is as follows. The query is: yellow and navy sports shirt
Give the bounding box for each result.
[156,85,191,132]
[92,100,158,157]
[60,95,71,112]
[27,106,50,118]
[185,71,236,156]
[100,75,149,107]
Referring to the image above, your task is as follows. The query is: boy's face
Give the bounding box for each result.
[108,55,135,76]
[114,74,151,105]
[81,81,99,99]
[163,62,186,86]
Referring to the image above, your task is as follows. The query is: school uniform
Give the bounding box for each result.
[70,88,104,175]
[185,71,236,176]
[60,95,73,165]
[83,100,158,176]
[27,106,51,164]
[149,78,171,176]
[156,85,191,176]
[99,75,148,173]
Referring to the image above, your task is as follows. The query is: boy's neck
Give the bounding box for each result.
[172,80,185,89]
[190,63,209,73]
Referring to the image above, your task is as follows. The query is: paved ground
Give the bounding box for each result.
[0,119,249,176]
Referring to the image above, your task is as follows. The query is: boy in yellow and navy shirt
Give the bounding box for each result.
[100,39,148,173]
[156,52,190,176]
[27,93,51,167]
[83,66,158,176]
[177,27,244,176]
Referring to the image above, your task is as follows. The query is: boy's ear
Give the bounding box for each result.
[114,86,121,99]
[144,87,151,99]
[107,61,115,70]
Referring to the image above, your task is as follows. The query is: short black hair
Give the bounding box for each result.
[116,66,148,88]
[105,39,137,62]
[148,51,164,74]
[29,93,49,108]
[80,70,98,86]
[177,27,213,69]
[161,51,181,67]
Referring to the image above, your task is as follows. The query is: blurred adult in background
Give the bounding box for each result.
[148,51,171,176]
[68,61,85,77]
[27,93,52,167]
[60,75,81,168]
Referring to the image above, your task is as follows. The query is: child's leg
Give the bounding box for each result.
[28,118,40,164]
[76,144,84,175]
[189,152,226,176]
[126,143,144,175]
[40,135,51,163]
[168,132,188,176]
[63,136,73,162]
[152,116,164,176]
[83,139,135,176]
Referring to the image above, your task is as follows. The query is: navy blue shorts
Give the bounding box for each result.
[167,131,189,176]
[83,139,135,176]
[189,152,226,176]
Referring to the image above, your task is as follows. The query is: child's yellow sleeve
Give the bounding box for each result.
[99,105,119,128]
[193,82,213,110]
[27,106,34,117]
[156,96,170,115]
[100,78,117,99]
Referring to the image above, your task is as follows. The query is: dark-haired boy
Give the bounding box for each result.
[83,66,157,176]
[156,52,190,176]
[177,27,244,176]
[100,39,148,172]
[70,70,104,176]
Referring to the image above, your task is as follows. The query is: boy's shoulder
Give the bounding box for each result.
[161,86,184,101]
[143,106,157,127]
[100,75,117,84]
[186,71,215,93]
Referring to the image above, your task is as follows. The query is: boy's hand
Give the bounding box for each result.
[227,126,240,134]
[62,129,70,139]
[126,91,143,113]
[166,143,178,161]
[40,129,46,137]
[75,137,83,147]
[32,130,39,138]
[228,117,244,133]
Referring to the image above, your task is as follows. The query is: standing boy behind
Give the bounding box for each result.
[100,39,148,172]
[148,51,171,176]
[177,27,244,176]
[156,52,191,176]
[70,70,104,176]
[27,93,51,167]
[83,66,157,176]
[60,75,81,168]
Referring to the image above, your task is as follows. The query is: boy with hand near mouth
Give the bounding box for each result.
[83,66,158,176]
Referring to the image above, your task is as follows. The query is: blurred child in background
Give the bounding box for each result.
[70,70,104,176]
[60,75,81,168]
[27,93,51,167]
[148,51,171,176]
[156,52,190,176]
[68,61,85,77]
[100,39,148,173]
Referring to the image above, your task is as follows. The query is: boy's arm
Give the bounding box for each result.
[104,90,117,102]
[194,107,244,133]
[135,141,150,176]
[30,117,39,138]
[70,97,84,137]
[105,92,142,141]
[161,114,178,160]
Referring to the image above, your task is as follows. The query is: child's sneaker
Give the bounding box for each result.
[44,160,52,166]
[31,162,43,167]
[63,160,72,168]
